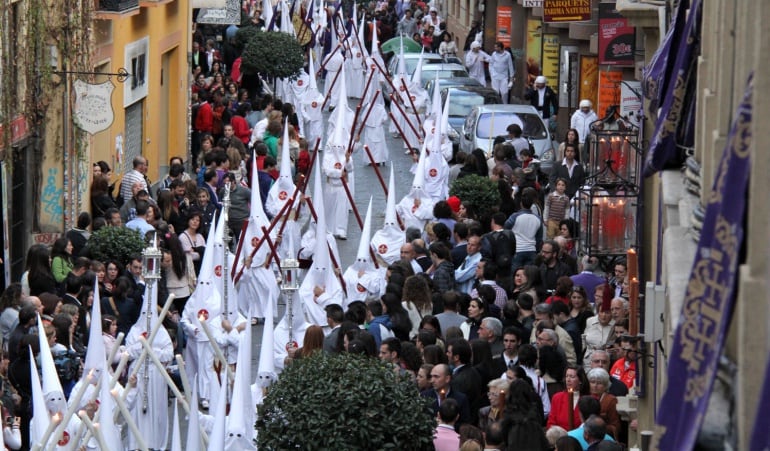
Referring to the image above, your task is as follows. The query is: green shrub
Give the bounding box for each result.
[240,31,305,80]
[449,174,501,217]
[256,352,435,450]
[86,226,146,266]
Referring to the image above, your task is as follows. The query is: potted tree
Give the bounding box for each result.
[85,226,146,266]
[256,352,436,450]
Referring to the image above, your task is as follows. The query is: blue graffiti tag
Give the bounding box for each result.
[42,168,64,220]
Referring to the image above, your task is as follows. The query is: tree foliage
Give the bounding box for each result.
[256,352,436,450]
[86,226,146,266]
[240,31,305,80]
[449,174,501,217]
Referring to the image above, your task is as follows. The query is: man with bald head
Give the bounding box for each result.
[421,363,472,430]
[400,242,422,274]
[412,239,432,272]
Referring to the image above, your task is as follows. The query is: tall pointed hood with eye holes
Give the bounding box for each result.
[266,119,298,217]
[370,167,405,265]
[183,218,222,338]
[300,155,345,324]
[226,317,256,449]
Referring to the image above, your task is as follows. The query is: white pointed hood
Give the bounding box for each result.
[206,377,227,451]
[227,322,257,449]
[257,279,277,388]
[170,401,182,451]
[441,89,451,136]
[357,8,369,59]
[37,314,66,415]
[355,197,374,264]
[184,217,222,328]
[266,120,297,216]
[328,62,350,151]
[411,48,425,84]
[300,159,344,324]
[185,379,203,451]
[397,35,407,77]
[98,369,121,445]
[279,0,295,36]
[261,0,273,27]
[83,280,106,378]
[409,147,429,198]
[370,19,380,58]
[307,49,320,93]
[29,348,50,448]
[370,167,405,265]
[234,152,272,291]
[211,207,238,322]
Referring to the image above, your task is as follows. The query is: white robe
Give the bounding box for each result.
[362,103,389,164]
[323,51,345,109]
[465,50,490,87]
[322,152,354,238]
[346,47,366,99]
[301,90,325,147]
[396,193,435,231]
[125,325,173,450]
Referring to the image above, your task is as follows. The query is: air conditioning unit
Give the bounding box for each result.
[643,281,665,342]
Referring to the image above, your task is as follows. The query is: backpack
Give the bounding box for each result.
[489,229,516,269]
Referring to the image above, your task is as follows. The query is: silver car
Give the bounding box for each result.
[459,104,558,174]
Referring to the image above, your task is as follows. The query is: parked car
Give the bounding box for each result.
[425,77,483,102]
[459,104,558,174]
[417,63,470,88]
[386,52,462,79]
[436,86,502,156]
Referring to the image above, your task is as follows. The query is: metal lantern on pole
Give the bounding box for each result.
[279,257,301,349]
[140,234,161,413]
[141,234,163,285]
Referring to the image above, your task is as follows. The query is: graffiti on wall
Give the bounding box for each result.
[41,167,64,225]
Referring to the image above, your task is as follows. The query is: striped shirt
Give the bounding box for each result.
[545,192,570,221]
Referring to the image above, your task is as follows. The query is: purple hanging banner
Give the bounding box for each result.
[642,0,689,114]
[643,0,701,177]
[653,72,753,451]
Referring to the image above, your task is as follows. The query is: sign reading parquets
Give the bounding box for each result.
[543,0,591,23]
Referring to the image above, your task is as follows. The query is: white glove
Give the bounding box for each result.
[508,81,513,89]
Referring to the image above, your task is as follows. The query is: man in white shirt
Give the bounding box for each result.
[570,99,599,160]
[465,41,489,87]
[489,42,515,103]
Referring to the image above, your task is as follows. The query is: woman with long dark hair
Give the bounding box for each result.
[460,298,489,341]
[26,244,57,297]
[162,235,193,314]
[381,293,413,342]
[501,379,549,449]
[50,237,74,285]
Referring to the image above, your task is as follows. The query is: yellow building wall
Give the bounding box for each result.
[89,0,190,197]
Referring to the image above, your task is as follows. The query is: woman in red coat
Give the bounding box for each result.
[546,364,589,431]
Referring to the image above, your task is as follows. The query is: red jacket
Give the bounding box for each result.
[195,101,213,133]
[230,115,251,144]
[546,390,581,431]
[609,358,636,389]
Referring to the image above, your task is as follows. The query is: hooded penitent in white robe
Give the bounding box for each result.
[125,283,173,450]
[371,167,406,265]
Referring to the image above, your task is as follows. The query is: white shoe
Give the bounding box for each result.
[200,399,209,409]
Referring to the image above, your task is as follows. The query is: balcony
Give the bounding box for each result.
[96,0,141,18]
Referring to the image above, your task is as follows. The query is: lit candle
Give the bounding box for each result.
[629,277,639,336]
[567,388,575,429]
[31,413,62,451]
[627,248,638,281]
[599,138,610,171]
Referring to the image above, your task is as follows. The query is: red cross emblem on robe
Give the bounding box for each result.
[279,190,288,200]
[297,80,303,86]
[58,431,70,446]
[215,265,222,277]
[311,101,318,108]
[378,244,388,254]
[334,162,342,169]
[429,168,438,177]
[251,236,259,247]
[198,309,209,321]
